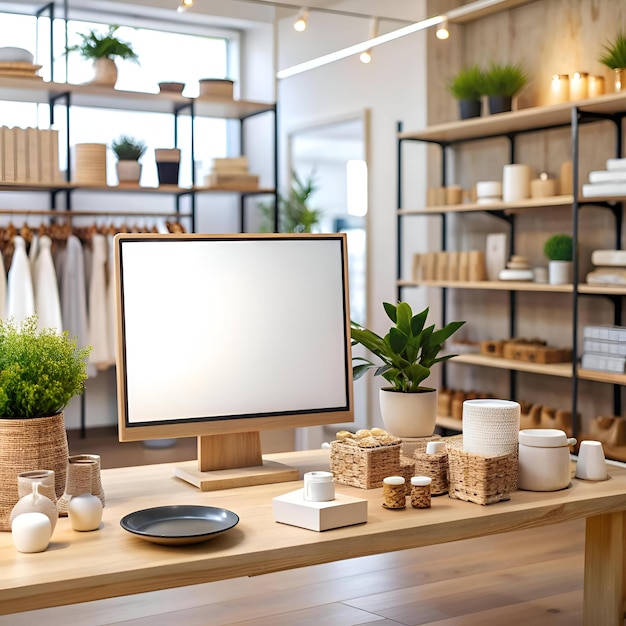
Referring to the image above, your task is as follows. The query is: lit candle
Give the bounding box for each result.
[588,75,605,98]
[550,74,569,104]
[570,72,589,101]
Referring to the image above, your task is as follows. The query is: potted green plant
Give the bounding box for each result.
[0,316,90,530]
[447,65,485,120]
[66,25,139,87]
[598,30,626,92]
[259,170,323,233]
[351,302,465,437]
[483,62,528,114]
[544,233,573,285]
[111,135,147,185]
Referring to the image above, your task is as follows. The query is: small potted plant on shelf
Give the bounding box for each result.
[351,302,465,438]
[447,65,485,120]
[483,62,528,114]
[544,233,573,285]
[0,316,91,531]
[111,135,147,185]
[598,30,626,93]
[66,25,139,87]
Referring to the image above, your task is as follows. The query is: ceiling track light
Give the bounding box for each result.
[294,7,309,32]
[177,0,193,12]
[360,17,378,64]
[436,17,449,40]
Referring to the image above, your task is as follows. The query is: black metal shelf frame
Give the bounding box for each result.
[397,105,626,438]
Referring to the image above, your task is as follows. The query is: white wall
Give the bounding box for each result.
[276,4,430,445]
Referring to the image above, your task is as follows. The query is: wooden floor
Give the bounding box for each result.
[1,429,600,625]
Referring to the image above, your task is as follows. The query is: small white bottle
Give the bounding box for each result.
[12,512,52,553]
[68,493,103,531]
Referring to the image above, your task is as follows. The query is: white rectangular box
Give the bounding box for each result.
[583,339,626,357]
[273,488,367,532]
[583,325,626,342]
[581,352,626,373]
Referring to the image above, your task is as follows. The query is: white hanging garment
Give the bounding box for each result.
[0,250,6,320]
[33,235,63,333]
[105,233,117,367]
[28,233,39,272]
[60,235,91,373]
[6,235,35,323]
[88,233,110,370]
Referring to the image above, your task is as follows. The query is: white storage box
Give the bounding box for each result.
[583,325,626,342]
[581,352,626,373]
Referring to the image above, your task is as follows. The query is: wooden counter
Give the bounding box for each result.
[0,449,625,625]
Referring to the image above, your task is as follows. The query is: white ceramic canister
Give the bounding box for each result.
[518,429,577,491]
[303,471,335,502]
[67,493,103,531]
[11,512,51,553]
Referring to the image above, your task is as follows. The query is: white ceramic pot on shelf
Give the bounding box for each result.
[548,260,573,285]
[379,388,437,438]
[116,160,141,184]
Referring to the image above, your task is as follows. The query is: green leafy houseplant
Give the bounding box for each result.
[447,64,485,101]
[598,31,626,69]
[351,302,465,393]
[0,317,91,418]
[66,25,139,62]
[112,135,147,161]
[259,170,323,233]
[544,234,573,261]
[482,63,528,97]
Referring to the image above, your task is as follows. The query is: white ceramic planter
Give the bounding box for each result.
[91,58,118,86]
[548,260,572,285]
[379,388,437,438]
[116,160,141,184]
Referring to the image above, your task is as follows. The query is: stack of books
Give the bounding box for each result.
[581,324,626,373]
[582,158,626,197]
[0,126,61,184]
[204,156,259,190]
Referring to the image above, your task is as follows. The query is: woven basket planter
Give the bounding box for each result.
[330,441,401,489]
[0,412,69,531]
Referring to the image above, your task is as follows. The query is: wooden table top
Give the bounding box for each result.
[1,449,626,615]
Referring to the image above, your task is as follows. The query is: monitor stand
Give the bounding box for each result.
[173,431,300,491]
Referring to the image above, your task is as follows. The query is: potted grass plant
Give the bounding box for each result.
[66,25,139,87]
[598,31,626,92]
[483,62,528,114]
[544,233,573,285]
[111,135,147,184]
[447,65,485,120]
[351,302,465,437]
[0,316,90,530]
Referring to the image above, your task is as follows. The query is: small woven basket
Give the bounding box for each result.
[0,412,69,531]
[446,437,517,505]
[414,450,449,495]
[330,441,401,489]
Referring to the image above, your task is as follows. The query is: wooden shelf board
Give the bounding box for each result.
[0,180,72,192]
[0,77,274,119]
[577,369,626,385]
[194,186,276,195]
[580,194,626,203]
[578,283,626,295]
[398,91,626,144]
[398,279,573,292]
[72,184,192,194]
[399,195,574,215]
[451,353,574,378]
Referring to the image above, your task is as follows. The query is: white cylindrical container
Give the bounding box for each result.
[67,493,103,531]
[462,399,520,456]
[575,440,608,481]
[502,164,531,202]
[518,429,576,491]
[11,512,51,553]
[303,471,335,502]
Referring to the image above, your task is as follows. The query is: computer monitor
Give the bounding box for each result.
[115,233,353,490]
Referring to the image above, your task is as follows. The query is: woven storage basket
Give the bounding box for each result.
[414,450,449,495]
[399,455,416,482]
[330,440,401,489]
[0,412,69,530]
[446,437,517,505]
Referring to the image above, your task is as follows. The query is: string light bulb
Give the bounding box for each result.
[360,18,378,64]
[177,0,193,12]
[436,17,449,40]
[294,8,309,32]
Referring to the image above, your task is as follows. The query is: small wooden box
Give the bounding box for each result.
[330,441,401,489]
[503,343,572,363]
[481,340,504,357]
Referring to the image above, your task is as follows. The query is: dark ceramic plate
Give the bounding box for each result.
[120,505,239,545]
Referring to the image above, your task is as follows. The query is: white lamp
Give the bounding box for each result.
[436,17,449,39]
[294,8,309,32]
[360,18,378,64]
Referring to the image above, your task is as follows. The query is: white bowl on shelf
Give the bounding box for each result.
[0,47,34,63]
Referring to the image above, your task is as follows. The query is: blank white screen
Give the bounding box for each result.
[118,236,350,425]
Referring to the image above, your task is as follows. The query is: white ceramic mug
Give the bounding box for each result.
[575,440,608,481]
[303,471,335,502]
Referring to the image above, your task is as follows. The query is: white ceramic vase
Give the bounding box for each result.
[116,160,141,184]
[548,260,572,285]
[379,388,437,438]
[68,493,103,532]
[10,481,58,532]
[91,58,118,86]
[11,512,51,553]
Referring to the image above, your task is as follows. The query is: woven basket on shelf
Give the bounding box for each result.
[0,412,69,531]
[330,441,401,489]
[445,436,517,505]
[414,450,449,495]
